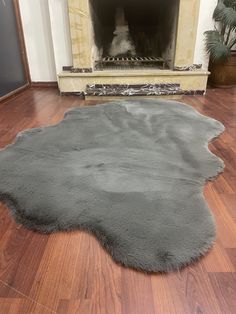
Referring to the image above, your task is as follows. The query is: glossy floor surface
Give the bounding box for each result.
[0,87,235,314]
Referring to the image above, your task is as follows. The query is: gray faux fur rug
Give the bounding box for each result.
[0,100,224,272]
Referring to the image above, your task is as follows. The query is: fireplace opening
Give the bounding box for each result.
[89,0,180,70]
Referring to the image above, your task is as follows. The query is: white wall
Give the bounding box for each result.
[48,0,73,74]
[19,0,217,82]
[19,0,57,81]
[194,0,218,69]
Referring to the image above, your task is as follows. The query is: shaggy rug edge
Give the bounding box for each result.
[0,100,225,273]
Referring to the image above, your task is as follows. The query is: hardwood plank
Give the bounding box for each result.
[0,281,55,314]
[0,210,48,297]
[202,241,235,273]
[209,273,236,314]
[151,273,186,314]
[56,299,92,314]
[152,265,222,314]
[121,269,155,314]
[27,232,122,313]
[205,185,236,248]
[227,249,236,269]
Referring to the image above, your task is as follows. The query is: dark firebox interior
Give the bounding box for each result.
[90,0,179,59]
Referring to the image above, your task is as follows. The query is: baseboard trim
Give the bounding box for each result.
[0,82,59,103]
[0,83,30,103]
[31,81,58,88]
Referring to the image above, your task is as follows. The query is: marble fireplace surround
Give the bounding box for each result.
[58,0,209,97]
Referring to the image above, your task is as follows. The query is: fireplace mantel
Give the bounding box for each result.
[58,0,209,98]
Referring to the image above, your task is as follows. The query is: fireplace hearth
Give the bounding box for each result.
[58,0,209,98]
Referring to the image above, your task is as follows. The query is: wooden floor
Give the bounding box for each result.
[0,87,235,314]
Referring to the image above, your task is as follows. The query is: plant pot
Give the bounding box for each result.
[208,51,236,88]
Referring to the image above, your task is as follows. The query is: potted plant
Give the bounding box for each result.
[205,0,236,87]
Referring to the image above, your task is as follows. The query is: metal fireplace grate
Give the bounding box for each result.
[95,56,167,70]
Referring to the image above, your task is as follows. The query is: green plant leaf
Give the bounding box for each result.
[221,7,236,27]
[204,30,231,62]
[228,36,236,48]
[213,1,226,21]
[224,0,236,10]
[213,1,236,28]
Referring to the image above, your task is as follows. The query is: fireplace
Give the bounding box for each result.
[90,0,179,70]
[58,0,209,98]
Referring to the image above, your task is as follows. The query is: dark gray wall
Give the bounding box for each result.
[0,0,27,97]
